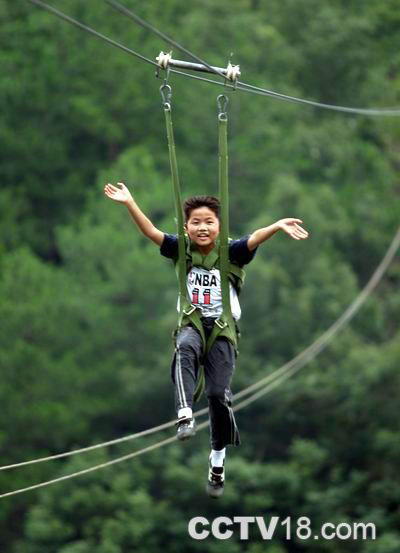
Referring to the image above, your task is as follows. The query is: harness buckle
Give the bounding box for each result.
[183,304,197,316]
[215,318,227,330]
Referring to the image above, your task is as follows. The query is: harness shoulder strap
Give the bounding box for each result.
[162,86,239,403]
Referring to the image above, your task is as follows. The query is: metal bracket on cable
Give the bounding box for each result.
[156,51,241,83]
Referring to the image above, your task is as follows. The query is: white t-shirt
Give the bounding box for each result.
[177,266,241,320]
[160,233,258,322]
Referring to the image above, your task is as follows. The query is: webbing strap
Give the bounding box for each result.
[161,90,189,329]
[161,86,237,403]
[214,95,237,343]
[197,96,238,375]
[218,97,232,324]
[161,85,208,376]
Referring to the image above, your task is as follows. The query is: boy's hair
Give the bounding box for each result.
[183,195,220,222]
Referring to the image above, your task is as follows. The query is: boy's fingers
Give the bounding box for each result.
[290,227,307,239]
[294,223,308,234]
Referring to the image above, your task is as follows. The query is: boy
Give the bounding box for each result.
[104,181,309,497]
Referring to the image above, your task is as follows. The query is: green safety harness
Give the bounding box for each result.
[160,83,245,402]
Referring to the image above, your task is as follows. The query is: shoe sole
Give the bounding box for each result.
[206,482,224,498]
[176,427,196,441]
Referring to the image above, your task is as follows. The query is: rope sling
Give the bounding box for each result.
[160,83,240,402]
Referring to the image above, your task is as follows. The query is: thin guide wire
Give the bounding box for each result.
[1,225,399,498]
[27,0,400,116]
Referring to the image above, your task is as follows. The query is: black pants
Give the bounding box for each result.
[171,318,240,450]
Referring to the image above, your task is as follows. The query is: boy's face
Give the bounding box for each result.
[184,206,220,252]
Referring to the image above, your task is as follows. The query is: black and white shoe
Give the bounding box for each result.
[206,456,225,498]
[175,416,196,441]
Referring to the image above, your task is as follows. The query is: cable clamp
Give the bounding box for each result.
[156,51,172,69]
[225,62,240,82]
[155,51,172,85]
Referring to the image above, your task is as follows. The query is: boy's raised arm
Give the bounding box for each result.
[247,218,309,251]
[104,182,164,246]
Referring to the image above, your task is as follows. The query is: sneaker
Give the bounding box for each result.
[206,456,225,498]
[175,416,196,441]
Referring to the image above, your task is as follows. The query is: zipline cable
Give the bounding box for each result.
[1,225,398,497]
[235,224,400,401]
[12,0,399,490]
[106,0,400,116]
[0,434,182,499]
[104,0,228,81]
[236,81,400,116]
[1,224,399,471]
[0,410,205,471]
[26,0,158,67]
[0,365,293,499]
[2,1,397,475]
[24,0,237,91]
[27,0,400,116]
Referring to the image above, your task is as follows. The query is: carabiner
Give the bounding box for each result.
[160,83,172,110]
[217,94,229,121]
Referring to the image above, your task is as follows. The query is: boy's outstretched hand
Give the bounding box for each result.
[104,182,133,205]
[278,218,309,240]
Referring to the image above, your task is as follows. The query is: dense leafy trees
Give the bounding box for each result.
[0,0,399,552]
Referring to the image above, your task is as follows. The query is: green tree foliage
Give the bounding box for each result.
[0,0,399,552]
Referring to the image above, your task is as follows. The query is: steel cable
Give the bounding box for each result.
[1,225,398,497]
[104,0,228,81]
[27,0,400,116]
[8,0,397,498]
[27,0,158,67]
[0,368,291,499]
[236,81,400,116]
[106,0,400,116]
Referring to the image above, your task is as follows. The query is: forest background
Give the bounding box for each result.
[0,1,399,552]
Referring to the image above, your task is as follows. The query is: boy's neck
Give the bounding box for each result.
[195,242,217,256]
